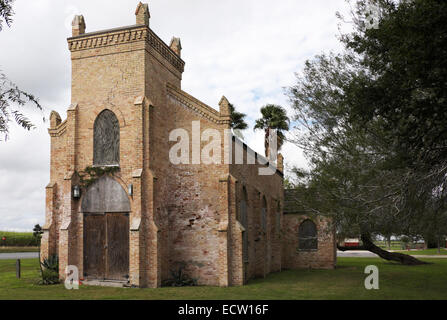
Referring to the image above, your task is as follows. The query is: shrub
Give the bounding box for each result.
[41,254,58,272]
[162,265,198,287]
[38,254,59,285]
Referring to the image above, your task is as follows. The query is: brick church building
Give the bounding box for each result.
[40,3,336,288]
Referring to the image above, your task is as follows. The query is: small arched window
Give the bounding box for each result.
[298,220,318,250]
[94,109,120,166]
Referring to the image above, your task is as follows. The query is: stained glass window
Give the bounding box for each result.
[93,109,120,166]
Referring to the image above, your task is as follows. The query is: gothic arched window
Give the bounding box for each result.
[93,109,120,166]
[298,220,318,250]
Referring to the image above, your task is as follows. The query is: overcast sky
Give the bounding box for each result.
[0,0,350,231]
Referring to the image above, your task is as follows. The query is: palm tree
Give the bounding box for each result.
[254,104,290,157]
[229,103,248,131]
[229,103,248,140]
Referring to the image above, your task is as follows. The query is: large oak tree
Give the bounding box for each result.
[287,0,447,264]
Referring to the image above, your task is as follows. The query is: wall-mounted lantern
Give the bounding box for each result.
[73,185,81,199]
[128,184,133,197]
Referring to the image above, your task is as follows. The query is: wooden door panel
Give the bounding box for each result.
[105,213,129,281]
[84,215,106,279]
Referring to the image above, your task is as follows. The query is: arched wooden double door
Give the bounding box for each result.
[81,176,130,281]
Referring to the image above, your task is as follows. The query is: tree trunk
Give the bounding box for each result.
[337,234,428,265]
[386,236,391,250]
[264,128,270,158]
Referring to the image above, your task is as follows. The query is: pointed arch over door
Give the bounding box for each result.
[81,176,130,213]
[93,109,120,166]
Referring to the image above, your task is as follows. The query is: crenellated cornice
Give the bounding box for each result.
[67,25,185,73]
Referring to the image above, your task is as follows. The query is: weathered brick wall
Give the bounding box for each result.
[282,214,336,269]
[142,49,184,286]
[229,143,284,284]
[158,92,286,286]
[162,88,230,286]
[41,112,69,262]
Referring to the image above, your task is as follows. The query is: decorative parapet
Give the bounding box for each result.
[67,25,185,73]
[147,28,184,72]
[167,83,230,125]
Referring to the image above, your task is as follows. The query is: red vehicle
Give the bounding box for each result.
[343,238,360,247]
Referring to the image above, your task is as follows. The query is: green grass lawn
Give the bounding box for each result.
[0,247,39,253]
[395,248,447,255]
[1,257,447,300]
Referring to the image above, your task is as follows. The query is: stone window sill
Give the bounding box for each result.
[92,164,120,168]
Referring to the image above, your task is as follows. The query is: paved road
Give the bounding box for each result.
[337,250,379,258]
[0,252,39,260]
